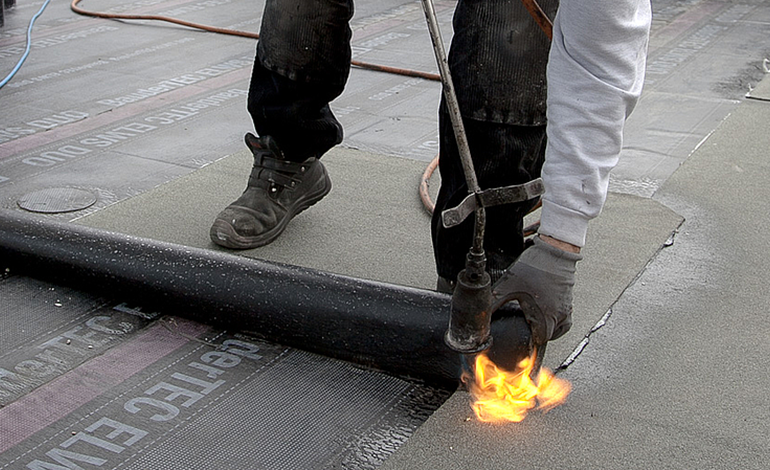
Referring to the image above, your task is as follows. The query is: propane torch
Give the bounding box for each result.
[419,0,549,356]
[419,0,494,354]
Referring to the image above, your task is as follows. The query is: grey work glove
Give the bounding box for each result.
[492,235,583,346]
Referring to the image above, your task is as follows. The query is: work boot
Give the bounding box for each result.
[210,133,331,249]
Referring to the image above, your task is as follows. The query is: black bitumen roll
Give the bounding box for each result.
[0,209,531,384]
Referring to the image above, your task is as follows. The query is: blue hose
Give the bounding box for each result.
[0,0,53,89]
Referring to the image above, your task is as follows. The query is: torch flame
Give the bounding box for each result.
[462,351,571,423]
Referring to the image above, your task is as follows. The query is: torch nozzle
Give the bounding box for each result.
[444,253,494,354]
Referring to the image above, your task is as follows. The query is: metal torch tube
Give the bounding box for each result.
[420,0,479,195]
[419,0,486,255]
[0,209,531,384]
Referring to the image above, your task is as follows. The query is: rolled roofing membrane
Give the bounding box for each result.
[0,209,532,384]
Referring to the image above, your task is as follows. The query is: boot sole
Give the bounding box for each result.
[210,171,332,249]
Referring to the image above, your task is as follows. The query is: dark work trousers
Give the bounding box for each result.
[249,0,557,282]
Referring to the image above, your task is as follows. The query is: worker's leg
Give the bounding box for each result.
[248,0,354,161]
[210,0,354,249]
[432,116,547,286]
[432,0,557,286]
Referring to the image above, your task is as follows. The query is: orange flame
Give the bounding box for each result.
[462,351,571,423]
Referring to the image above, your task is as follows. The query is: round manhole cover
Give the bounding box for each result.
[17,187,97,214]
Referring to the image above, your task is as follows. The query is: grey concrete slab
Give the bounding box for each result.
[378,85,770,470]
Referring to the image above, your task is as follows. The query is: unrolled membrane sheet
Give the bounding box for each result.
[0,273,451,470]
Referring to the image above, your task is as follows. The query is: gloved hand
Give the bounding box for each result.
[491,235,583,346]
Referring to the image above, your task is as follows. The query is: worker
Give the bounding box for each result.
[210,0,652,347]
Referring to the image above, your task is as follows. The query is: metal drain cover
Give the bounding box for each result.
[17,187,97,214]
